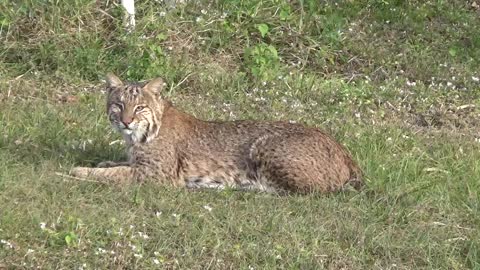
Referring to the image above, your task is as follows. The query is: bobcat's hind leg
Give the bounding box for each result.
[185,177,226,190]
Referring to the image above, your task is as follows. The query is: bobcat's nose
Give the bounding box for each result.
[122,117,134,127]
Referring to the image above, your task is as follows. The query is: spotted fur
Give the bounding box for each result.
[70,74,363,194]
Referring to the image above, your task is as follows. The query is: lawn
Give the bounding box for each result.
[0,0,479,269]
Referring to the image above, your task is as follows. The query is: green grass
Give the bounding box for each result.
[1,0,480,268]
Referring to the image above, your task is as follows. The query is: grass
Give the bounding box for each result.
[1,0,480,268]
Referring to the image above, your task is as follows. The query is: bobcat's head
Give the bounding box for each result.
[105,73,165,144]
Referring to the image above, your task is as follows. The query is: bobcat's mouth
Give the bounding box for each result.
[116,121,149,144]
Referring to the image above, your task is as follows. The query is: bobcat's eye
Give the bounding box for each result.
[135,105,145,112]
[111,103,122,113]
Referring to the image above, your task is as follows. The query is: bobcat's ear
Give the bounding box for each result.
[105,73,123,89]
[143,77,165,95]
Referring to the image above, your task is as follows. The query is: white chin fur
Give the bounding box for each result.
[122,128,147,144]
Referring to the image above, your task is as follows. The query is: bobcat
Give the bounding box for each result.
[70,74,363,193]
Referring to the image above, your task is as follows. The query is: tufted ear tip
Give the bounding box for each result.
[143,77,165,94]
[105,73,123,88]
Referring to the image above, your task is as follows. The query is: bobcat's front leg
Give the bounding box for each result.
[70,166,136,184]
[97,161,131,168]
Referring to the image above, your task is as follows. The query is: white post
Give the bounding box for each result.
[121,0,135,31]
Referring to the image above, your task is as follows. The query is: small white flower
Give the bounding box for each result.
[472,76,479,82]
[159,11,166,17]
[406,80,416,87]
[195,17,203,23]
[201,9,207,14]
[138,232,150,239]
[134,253,143,259]
[0,239,13,249]
[26,249,34,254]
[40,222,47,230]
[203,205,213,212]
[153,258,160,265]
[155,211,162,217]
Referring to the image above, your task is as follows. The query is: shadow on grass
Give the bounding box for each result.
[2,136,125,168]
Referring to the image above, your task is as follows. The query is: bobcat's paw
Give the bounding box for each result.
[70,167,91,178]
[97,161,117,168]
